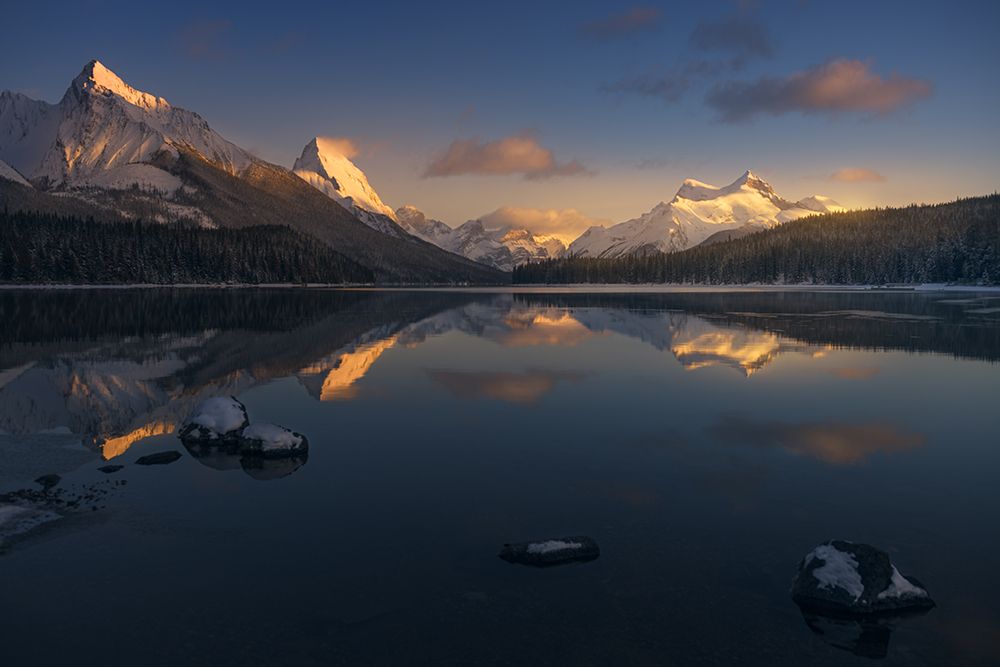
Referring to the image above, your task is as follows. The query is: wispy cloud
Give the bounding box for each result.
[316,136,360,159]
[424,133,592,180]
[830,168,887,183]
[602,59,732,103]
[177,19,233,60]
[580,6,662,39]
[707,59,932,122]
[478,207,610,243]
[690,16,774,61]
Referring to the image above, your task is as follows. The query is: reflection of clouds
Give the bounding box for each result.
[709,416,924,465]
[829,366,880,380]
[496,311,599,348]
[428,369,585,404]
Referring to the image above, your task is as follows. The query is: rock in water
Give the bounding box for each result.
[34,474,61,490]
[239,423,309,459]
[791,541,935,614]
[499,536,600,566]
[135,451,183,466]
[178,397,249,444]
[97,465,124,474]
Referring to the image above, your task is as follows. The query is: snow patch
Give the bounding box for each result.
[185,397,246,437]
[240,422,303,451]
[526,539,584,554]
[807,543,865,600]
[877,566,928,600]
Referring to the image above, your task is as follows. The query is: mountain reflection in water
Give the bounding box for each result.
[1,289,997,461]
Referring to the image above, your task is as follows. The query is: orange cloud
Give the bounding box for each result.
[707,59,932,121]
[316,136,360,159]
[710,416,924,465]
[831,168,886,183]
[424,133,592,180]
[478,207,610,244]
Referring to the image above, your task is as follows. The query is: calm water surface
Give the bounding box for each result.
[1,288,998,665]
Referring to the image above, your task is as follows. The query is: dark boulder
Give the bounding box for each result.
[791,541,935,614]
[135,451,183,466]
[499,536,600,566]
[97,464,124,474]
[33,474,61,490]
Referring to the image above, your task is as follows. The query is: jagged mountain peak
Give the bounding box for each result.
[293,136,398,226]
[67,60,169,110]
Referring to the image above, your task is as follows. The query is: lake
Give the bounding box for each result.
[1,287,998,666]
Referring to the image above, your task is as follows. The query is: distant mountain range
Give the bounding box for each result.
[1,59,864,282]
[0,60,501,284]
[568,170,843,258]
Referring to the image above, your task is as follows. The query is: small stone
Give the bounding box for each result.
[135,451,183,466]
[499,536,600,566]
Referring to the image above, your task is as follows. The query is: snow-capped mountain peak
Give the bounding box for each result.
[292,137,407,237]
[568,170,844,258]
[293,137,397,221]
[68,60,169,110]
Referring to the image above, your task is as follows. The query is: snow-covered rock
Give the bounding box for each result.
[791,540,934,613]
[568,170,844,258]
[396,205,566,271]
[0,504,61,549]
[499,535,600,566]
[0,60,255,188]
[292,137,406,237]
[239,422,308,459]
[178,396,249,443]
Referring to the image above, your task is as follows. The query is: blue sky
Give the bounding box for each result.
[2,0,998,236]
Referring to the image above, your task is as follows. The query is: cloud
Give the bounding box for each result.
[424,133,592,180]
[709,416,924,465]
[830,168,886,183]
[690,16,774,61]
[178,20,233,60]
[581,6,662,39]
[477,207,610,243]
[428,369,585,404]
[316,136,360,159]
[706,59,932,122]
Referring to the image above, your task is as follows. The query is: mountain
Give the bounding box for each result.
[0,60,504,284]
[396,205,566,272]
[515,195,1000,286]
[292,137,406,238]
[568,170,843,258]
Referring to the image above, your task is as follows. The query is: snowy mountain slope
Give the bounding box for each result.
[0,60,504,283]
[568,171,843,258]
[0,158,30,186]
[0,60,254,189]
[396,205,566,271]
[292,137,407,237]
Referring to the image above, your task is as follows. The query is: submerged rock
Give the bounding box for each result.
[499,536,600,566]
[178,397,249,444]
[135,450,183,466]
[791,541,934,614]
[97,465,125,474]
[34,474,61,490]
[239,423,309,459]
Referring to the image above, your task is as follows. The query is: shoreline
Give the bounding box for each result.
[1,283,998,293]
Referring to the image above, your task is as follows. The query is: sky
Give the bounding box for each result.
[2,0,998,241]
